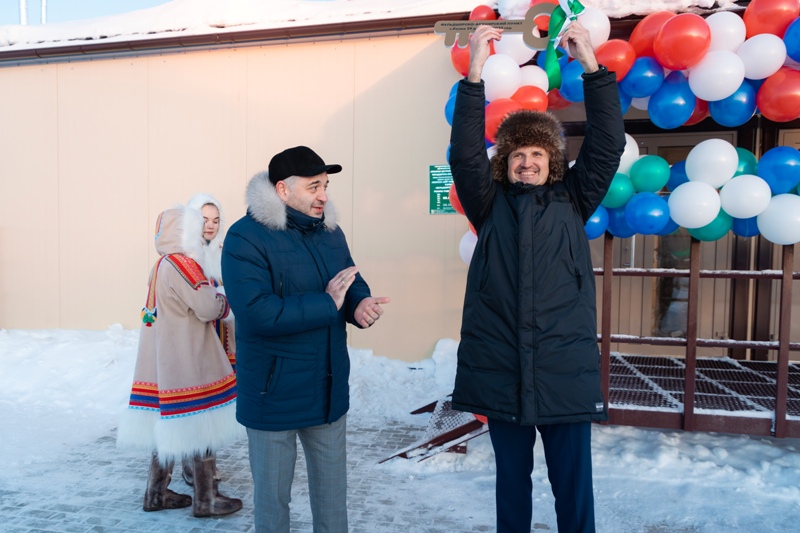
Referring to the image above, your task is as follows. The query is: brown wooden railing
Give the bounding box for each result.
[595,233,798,438]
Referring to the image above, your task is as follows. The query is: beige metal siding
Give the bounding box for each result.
[0,33,465,362]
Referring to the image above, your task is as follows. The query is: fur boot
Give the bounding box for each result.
[182,453,222,487]
[181,455,194,486]
[143,452,192,512]
[192,452,243,517]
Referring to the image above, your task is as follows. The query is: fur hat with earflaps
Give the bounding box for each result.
[491,110,567,185]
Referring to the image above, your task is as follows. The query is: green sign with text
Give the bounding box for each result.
[429,165,455,214]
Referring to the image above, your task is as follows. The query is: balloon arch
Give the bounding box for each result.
[445,1,800,264]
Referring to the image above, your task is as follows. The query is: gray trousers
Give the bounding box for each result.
[247,415,348,533]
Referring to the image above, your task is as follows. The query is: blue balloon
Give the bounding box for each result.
[444,94,456,126]
[732,216,760,237]
[666,160,689,192]
[449,80,460,98]
[624,192,670,235]
[585,205,609,240]
[537,46,568,70]
[648,71,695,130]
[619,56,665,98]
[446,144,451,164]
[619,87,632,115]
[656,216,680,236]
[607,206,636,238]
[709,80,757,127]
[758,146,800,194]
[785,17,800,63]
[559,60,587,103]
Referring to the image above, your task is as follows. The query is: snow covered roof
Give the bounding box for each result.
[0,0,743,61]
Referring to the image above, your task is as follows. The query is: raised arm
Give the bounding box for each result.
[449,25,504,232]
[562,22,625,221]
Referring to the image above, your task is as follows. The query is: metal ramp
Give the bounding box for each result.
[379,396,487,463]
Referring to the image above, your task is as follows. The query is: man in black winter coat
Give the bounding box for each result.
[449,22,625,533]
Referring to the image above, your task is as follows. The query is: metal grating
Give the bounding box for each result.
[609,388,675,408]
[422,399,477,441]
[609,355,800,420]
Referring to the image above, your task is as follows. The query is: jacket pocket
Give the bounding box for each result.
[476,229,492,292]
[562,225,583,291]
[258,342,317,411]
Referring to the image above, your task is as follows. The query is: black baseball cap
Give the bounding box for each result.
[268,146,342,185]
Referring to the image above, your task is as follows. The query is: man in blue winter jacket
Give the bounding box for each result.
[222,145,390,533]
[449,22,625,533]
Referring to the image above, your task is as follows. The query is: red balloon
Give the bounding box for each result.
[468,221,477,235]
[757,67,800,122]
[595,39,636,81]
[511,85,548,111]
[450,43,470,76]
[653,13,711,70]
[547,88,572,110]
[683,97,709,126]
[629,11,675,58]
[743,0,800,38]
[449,182,465,215]
[530,0,559,32]
[469,5,497,21]
[485,98,523,142]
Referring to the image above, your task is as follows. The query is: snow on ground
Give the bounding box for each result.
[1,326,800,531]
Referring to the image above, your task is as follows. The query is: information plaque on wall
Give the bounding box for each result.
[429,165,455,214]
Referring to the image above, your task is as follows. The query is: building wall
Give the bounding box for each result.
[0,33,468,362]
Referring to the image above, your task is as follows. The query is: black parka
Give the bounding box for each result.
[449,68,625,426]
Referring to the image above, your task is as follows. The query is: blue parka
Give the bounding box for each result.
[449,67,625,426]
[221,172,371,431]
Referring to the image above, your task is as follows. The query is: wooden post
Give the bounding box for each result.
[601,232,613,408]
[774,244,793,438]
[684,237,701,431]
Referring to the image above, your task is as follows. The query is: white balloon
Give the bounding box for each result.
[668,181,721,229]
[631,96,650,110]
[688,50,745,101]
[495,31,537,66]
[459,230,478,265]
[577,7,610,50]
[719,174,772,218]
[737,34,787,80]
[617,133,640,176]
[487,145,497,159]
[483,53,522,101]
[686,138,739,188]
[706,11,746,52]
[520,65,549,92]
[757,194,800,245]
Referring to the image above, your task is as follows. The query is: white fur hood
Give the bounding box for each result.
[187,192,226,283]
[245,171,339,231]
[153,206,205,264]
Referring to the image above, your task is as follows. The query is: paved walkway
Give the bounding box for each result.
[0,419,502,533]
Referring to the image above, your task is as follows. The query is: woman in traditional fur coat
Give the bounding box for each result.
[181,193,237,486]
[117,205,245,517]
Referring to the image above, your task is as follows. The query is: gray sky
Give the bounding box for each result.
[0,0,170,26]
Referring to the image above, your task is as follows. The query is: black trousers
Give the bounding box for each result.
[488,419,596,533]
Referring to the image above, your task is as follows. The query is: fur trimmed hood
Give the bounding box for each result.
[153,206,205,264]
[187,192,226,283]
[491,110,567,185]
[245,171,339,231]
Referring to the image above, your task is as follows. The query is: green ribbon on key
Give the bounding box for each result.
[543,0,586,91]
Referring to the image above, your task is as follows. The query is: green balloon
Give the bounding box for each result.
[734,147,758,177]
[687,209,733,241]
[629,155,671,192]
[602,173,635,208]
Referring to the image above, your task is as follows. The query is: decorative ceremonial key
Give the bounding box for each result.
[433,4,555,50]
